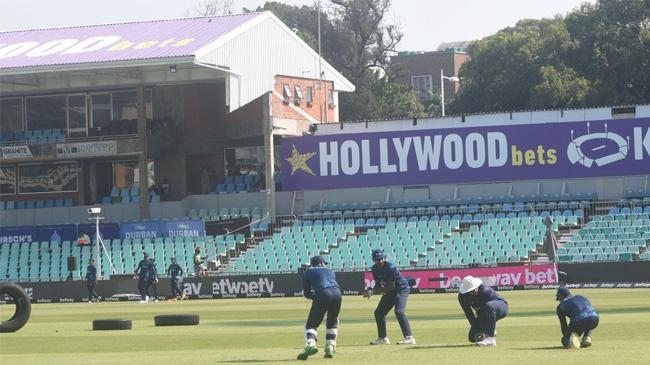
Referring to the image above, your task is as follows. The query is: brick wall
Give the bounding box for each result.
[273,75,336,124]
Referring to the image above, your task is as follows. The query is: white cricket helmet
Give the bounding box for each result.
[459,276,482,294]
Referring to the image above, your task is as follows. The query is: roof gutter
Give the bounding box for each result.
[0,56,196,76]
[193,60,242,110]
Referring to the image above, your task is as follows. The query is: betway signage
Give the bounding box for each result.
[363,264,559,292]
[281,118,650,190]
[183,278,277,298]
[56,141,116,158]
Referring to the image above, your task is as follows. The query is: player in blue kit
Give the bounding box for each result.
[297,255,342,360]
[134,252,155,303]
[363,249,416,345]
[167,257,185,300]
[167,257,186,300]
[556,286,599,349]
[85,259,100,303]
[458,275,508,346]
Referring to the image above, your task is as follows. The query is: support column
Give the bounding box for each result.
[137,84,150,219]
[263,92,276,219]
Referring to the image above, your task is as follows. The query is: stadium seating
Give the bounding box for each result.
[2,195,648,281]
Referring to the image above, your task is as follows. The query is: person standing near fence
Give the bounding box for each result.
[193,247,207,276]
[146,256,160,302]
[134,252,155,303]
[167,257,186,300]
[85,259,100,303]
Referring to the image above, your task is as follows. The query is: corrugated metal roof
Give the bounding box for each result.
[0,13,263,71]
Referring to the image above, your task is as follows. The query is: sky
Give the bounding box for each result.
[0,0,596,52]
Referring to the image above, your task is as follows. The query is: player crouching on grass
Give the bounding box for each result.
[556,286,599,349]
[297,255,342,360]
[458,276,508,347]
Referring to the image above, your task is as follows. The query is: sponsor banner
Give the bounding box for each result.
[180,271,362,299]
[205,217,251,237]
[363,264,559,290]
[0,144,55,161]
[120,221,163,240]
[1,145,32,159]
[0,14,260,70]
[0,226,35,244]
[281,118,650,190]
[34,224,77,242]
[77,222,120,241]
[56,141,116,158]
[5,274,648,302]
[163,219,205,238]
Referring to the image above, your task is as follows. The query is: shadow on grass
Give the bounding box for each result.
[406,344,472,349]
[514,346,564,350]
[215,359,294,363]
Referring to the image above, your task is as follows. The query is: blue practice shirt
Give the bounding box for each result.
[458,284,506,327]
[556,294,598,334]
[86,264,97,282]
[135,259,155,279]
[302,266,339,299]
[371,260,409,294]
[167,263,183,280]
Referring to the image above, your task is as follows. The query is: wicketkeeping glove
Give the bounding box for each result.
[362,288,374,299]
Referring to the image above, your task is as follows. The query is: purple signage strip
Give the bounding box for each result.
[0,14,261,69]
[163,219,205,238]
[77,222,120,241]
[0,226,34,244]
[281,118,650,191]
[120,221,163,240]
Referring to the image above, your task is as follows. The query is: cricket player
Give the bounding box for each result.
[556,286,599,348]
[363,249,416,345]
[297,255,342,360]
[167,257,186,300]
[85,259,100,303]
[134,252,155,303]
[458,275,508,346]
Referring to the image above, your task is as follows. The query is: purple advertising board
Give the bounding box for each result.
[77,222,120,241]
[0,14,261,69]
[281,118,650,190]
[34,224,77,242]
[162,219,205,238]
[120,221,163,240]
[0,226,34,244]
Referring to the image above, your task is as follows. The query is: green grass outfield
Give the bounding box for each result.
[1,289,649,365]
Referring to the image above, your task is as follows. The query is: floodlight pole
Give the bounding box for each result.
[93,214,103,280]
[440,69,460,116]
[89,212,116,280]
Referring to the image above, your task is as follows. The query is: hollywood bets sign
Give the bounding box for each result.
[281,118,650,190]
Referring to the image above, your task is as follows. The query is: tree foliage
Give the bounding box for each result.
[452,0,650,114]
[249,1,422,121]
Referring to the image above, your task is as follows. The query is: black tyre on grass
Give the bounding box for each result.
[92,319,132,330]
[154,313,199,326]
[0,282,32,333]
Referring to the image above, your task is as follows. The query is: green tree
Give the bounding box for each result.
[563,0,650,105]
[452,0,649,114]
[250,1,422,120]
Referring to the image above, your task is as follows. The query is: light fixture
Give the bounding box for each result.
[440,69,460,116]
[169,65,177,73]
